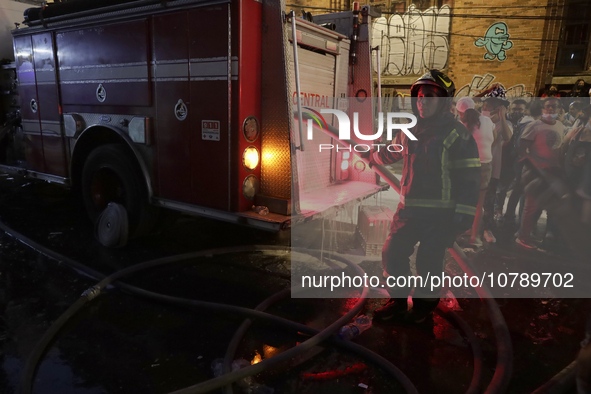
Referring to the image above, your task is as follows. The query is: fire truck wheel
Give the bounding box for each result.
[82,144,151,237]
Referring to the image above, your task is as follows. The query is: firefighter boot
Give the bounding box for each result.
[373,298,408,323]
[405,298,440,324]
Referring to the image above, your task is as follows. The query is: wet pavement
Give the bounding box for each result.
[0,176,589,393]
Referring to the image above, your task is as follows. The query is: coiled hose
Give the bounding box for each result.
[6,212,485,394]
[14,237,424,394]
[7,222,485,394]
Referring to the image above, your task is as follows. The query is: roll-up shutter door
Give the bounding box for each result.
[289,47,336,193]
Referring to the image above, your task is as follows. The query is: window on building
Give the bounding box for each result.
[555,0,591,71]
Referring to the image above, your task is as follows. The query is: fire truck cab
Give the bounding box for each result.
[2,0,385,237]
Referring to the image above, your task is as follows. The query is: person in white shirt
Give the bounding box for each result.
[456,97,496,245]
[479,91,513,243]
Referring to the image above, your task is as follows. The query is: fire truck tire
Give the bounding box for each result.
[82,144,152,238]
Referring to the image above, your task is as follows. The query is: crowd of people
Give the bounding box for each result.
[454,83,591,251]
[364,69,591,341]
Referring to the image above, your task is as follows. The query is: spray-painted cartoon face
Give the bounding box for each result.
[474,22,513,61]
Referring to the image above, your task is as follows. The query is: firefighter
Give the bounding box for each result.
[366,70,481,324]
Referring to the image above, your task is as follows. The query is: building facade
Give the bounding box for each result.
[447,0,566,98]
[291,0,591,98]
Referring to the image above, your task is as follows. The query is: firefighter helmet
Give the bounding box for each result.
[410,70,456,98]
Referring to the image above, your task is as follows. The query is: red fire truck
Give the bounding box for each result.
[2,0,385,238]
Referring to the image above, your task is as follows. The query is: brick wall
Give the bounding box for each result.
[448,0,564,97]
[287,0,567,97]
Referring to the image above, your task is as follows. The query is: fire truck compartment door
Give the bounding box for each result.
[188,5,231,210]
[153,11,191,202]
[57,20,150,107]
[289,46,336,194]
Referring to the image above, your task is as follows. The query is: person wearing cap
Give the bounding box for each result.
[365,70,481,324]
[478,85,513,243]
[456,97,496,245]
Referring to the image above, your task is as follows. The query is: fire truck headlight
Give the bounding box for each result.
[341,160,349,170]
[243,175,259,200]
[243,146,260,171]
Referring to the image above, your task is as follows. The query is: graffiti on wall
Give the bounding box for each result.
[372,5,451,76]
[474,22,513,61]
[455,73,533,98]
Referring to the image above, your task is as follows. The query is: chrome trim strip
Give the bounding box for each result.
[189,56,228,62]
[35,69,56,83]
[40,122,62,136]
[61,78,149,84]
[26,170,69,185]
[152,63,188,78]
[190,60,229,77]
[40,131,62,137]
[0,164,26,176]
[154,77,187,82]
[0,164,70,185]
[60,65,148,81]
[152,198,283,232]
[151,59,188,65]
[22,132,42,136]
[59,62,147,70]
[189,76,228,81]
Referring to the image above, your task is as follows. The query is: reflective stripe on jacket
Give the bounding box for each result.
[371,113,481,218]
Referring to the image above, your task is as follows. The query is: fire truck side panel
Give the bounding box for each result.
[56,20,151,107]
[259,0,294,207]
[234,0,262,213]
[32,33,68,177]
[152,11,192,202]
[13,35,45,173]
[188,6,230,210]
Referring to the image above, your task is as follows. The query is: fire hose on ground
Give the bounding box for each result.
[12,240,420,394]
[2,218,487,394]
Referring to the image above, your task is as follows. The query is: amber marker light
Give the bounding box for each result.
[243,146,260,171]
